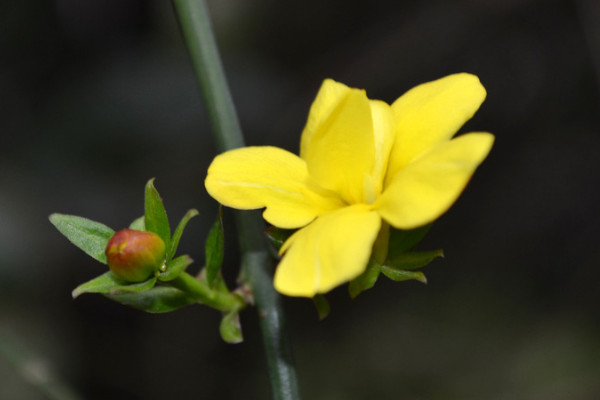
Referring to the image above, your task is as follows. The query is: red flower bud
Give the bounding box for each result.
[105,229,166,282]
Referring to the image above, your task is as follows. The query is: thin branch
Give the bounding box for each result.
[171,1,301,399]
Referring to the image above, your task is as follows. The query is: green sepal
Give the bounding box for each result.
[49,214,114,264]
[264,226,295,253]
[144,178,171,251]
[386,249,444,271]
[158,255,194,282]
[72,271,157,298]
[168,209,199,261]
[386,224,432,260]
[105,286,197,313]
[380,265,427,284]
[348,260,381,299]
[312,294,330,320]
[205,207,224,287]
[220,309,243,344]
[129,216,145,230]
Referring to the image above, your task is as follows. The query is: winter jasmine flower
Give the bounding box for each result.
[205,73,494,297]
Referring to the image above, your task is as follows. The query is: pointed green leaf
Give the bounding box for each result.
[348,261,381,299]
[168,209,199,260]
[158,255,194,282]
[72,271,157,298]
[220,309,243,343]
[144,178,171,250]
[205,208,224,287]
[387,224,432,260]
[106,286,197,313]
[49,214,114,264]
[264,226,295,252]
[129,216,145,230]
[386,249,444,271]
[380,265,427,284]
[312,294,330,320]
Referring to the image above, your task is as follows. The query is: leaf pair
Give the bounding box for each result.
[349,224,443,299]
[145,178,199,263]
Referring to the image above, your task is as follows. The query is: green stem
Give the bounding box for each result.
[242,251,300,399]
[171,1,301,399]
[170,272,244,312]
[171,0,243,151]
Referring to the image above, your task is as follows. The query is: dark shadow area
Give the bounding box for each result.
[1,0,599,398]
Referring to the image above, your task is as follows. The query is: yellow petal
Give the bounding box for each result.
[369,99,396,197]
[386,73,487,184]
[300,79,352,159]
[205,146,343,229]
[300,79,375,204]
[274,204,381,297]
[375,132,494,229]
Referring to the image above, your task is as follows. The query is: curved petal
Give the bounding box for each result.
[386,73,487,184]
[274,204,381,297]
[300,79,375,204]
[368,99,396,199]
[375,132,494,229]
[205,146,343,229]
[300,79,352,159]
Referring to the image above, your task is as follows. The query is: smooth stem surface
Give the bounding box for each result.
[170,272,244,312]
[171,1,301,399]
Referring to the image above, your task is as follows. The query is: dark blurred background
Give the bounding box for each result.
[2,0,600,399]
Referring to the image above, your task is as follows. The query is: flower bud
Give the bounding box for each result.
[105,229,166,282]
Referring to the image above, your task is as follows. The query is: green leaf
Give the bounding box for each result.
[387,224,432,260]
[205,207,224,287]
[49,214,114,264]
[264,226,295,252]
[144,178,171,251]
[106,286,197,313]
[312,294,330,320]
[158,255,194,282]
[386,249,444,271]
[129,216,145,230]
[220,309,243,343]
[348,261,381,299]
[380,266,427,284]
[72,271,157,298]
[168,209,199,260]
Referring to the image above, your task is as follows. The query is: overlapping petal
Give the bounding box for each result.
[274,204,381,297]
[300,80,375,204]
[375,132,494,229]
[386,73,487,184]
[205,146,344,229]
[205,75,494,297]
[300,79,351,159]
[368,99,396,199]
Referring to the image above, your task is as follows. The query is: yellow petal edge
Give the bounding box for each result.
[376,132,494,229]
[205,146,343,229]
[386,73,487,183]
[274,205,381,297]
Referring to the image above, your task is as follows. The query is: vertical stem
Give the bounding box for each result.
[171,0,244,151]
[171,1,301,399]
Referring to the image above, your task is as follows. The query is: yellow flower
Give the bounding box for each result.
[205,73,494,297]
